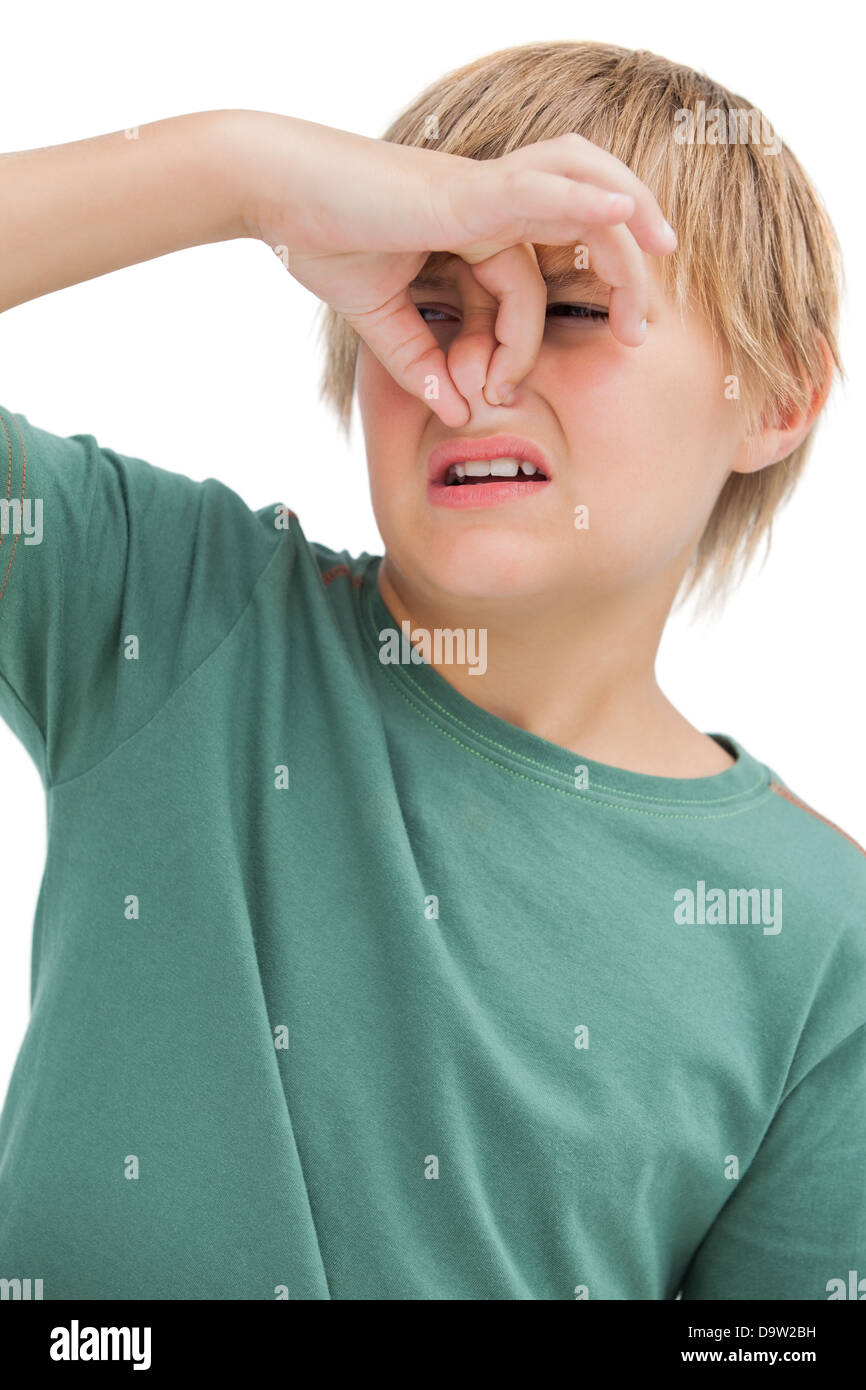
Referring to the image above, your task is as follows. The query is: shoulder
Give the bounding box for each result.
[266,509,379,596]
[765,776,866,865]
[758,766,866,998]
[761,770,866,898]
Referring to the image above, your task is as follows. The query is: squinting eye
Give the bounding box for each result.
[415,303,610,324]
[416,306,458,323]
[546,304,609,321]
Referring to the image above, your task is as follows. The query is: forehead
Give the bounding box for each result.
[410,244,651,295]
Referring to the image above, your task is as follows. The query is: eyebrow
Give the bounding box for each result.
[409,267,609,294]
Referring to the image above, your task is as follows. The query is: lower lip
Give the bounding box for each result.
[427,478,551,509]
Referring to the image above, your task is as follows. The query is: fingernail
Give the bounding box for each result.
[663,220,677,246]
[498,383,516,406]
[638,318,647,338]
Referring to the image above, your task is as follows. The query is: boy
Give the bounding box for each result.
[0,40,863,1300]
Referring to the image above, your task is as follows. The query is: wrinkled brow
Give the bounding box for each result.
[409,265,609,294]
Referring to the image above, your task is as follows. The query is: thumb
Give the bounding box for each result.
[343,289,470,428]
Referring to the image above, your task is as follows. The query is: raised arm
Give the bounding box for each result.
[0,111,676,425]
[0,110,256,314]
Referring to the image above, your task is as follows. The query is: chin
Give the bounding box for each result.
[415,529,562,603]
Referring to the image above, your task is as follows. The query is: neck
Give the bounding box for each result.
[377,557,733,778]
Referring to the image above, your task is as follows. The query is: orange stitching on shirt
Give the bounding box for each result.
[769,780,866,859]
[0,409,26,604]
[320,563,364,588]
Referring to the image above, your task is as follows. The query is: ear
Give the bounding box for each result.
[733,333,835,475]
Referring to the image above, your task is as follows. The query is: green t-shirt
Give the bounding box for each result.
[0,405,864,1302]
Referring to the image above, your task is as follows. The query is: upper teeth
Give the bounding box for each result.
[447,456,540,480]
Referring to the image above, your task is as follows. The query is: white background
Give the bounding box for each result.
[0,0,862,1099]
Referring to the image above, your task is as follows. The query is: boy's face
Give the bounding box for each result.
[356,247,748,610]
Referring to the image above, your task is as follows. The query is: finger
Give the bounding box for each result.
[457,169,651,347]
[452,168,637,263]
[503,132,677,256]
[458,242,548,405]
[343,290,470,428]
[578,222,650,347]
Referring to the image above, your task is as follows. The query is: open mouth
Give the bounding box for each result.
[426,436,553,507]
[444,457,550,486]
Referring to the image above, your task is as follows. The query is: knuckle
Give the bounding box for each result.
[497,164,522,200]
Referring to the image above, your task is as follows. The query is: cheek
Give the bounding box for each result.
[356,345,427,515]
[549,339,735,510]
[356,345,406,446]
[357,343,427,439]
[536,338,739,583]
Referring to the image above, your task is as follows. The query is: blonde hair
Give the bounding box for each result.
[318,40,843,605]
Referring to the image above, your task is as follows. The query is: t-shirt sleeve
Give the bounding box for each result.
[0,404,284,786]
[680,913,866,1300]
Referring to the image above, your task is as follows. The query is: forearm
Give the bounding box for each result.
[0,109,259,314]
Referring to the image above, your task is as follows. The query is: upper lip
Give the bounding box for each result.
[427,435,553,485]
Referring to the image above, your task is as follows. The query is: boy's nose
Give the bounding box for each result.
[442,254,544,413]
[446,306,505,413]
